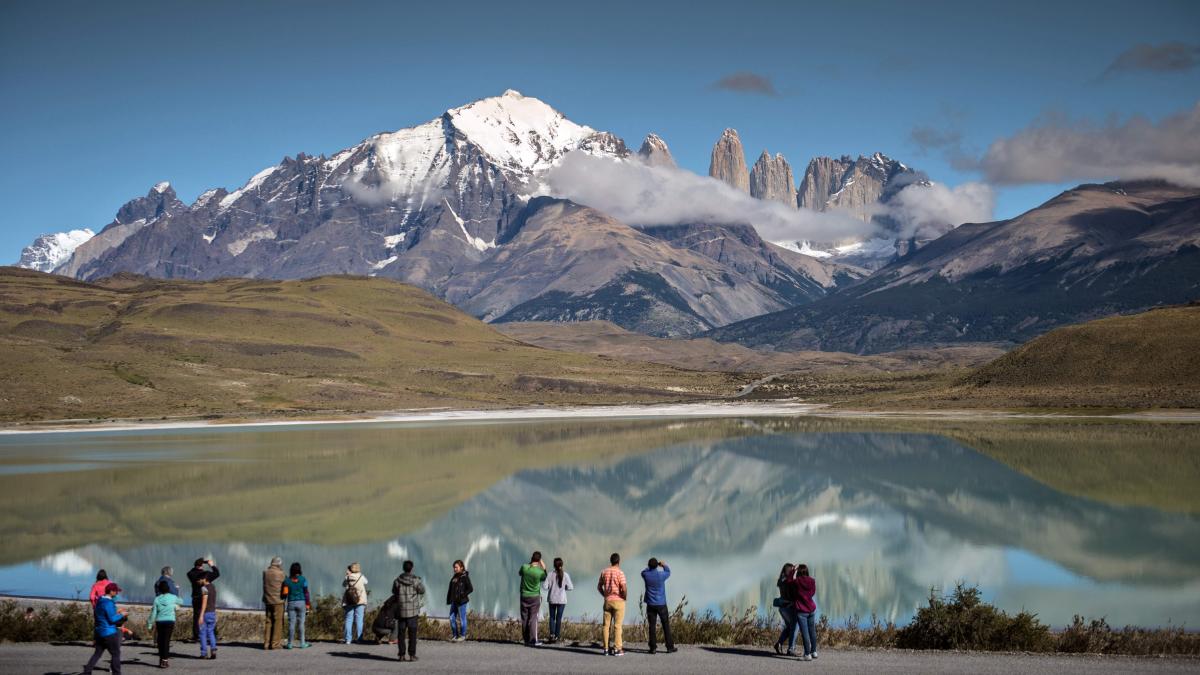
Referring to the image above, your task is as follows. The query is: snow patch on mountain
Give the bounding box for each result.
[446,89,594,175]
[220,166,279,208]
[15,229,95,273]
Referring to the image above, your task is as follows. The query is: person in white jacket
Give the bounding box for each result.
[542,557,574,643]
[342,562,368,644]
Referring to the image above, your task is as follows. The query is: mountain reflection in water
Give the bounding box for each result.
[0,417,1196,627]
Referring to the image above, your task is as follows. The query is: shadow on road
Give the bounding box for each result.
[701,645,786,659]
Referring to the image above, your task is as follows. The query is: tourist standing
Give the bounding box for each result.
[542,557,573,643]
[445,560,473,642]
[642,557,675,654]
[187,558,219,641]
[283,562,311,649]
[793,564,819,661]
[773,563,799,656]
[597,552,627,656]
[262,556,286,650]
[518,551,547,646]
[83,582,126,675]
[156,566,180,597]
[146,579,184,668]
[343,562,369,644]
[88,570,109,607]
[392,560,426,662]
[197,573,219,659]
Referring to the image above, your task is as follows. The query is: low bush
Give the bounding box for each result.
[896,584,1054,651]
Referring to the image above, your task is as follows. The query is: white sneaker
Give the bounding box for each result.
[811,651,819,659]
[801,654,812,661]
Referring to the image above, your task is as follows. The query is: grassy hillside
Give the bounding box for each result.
[0,268,746,424]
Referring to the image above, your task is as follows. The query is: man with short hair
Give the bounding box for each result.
[597,552,627,656]
[391,560,426,662]
[262,556,286,649]
[642,557,676,654]
[518,551,547,646]
[186,558,218,641]
[83,582,126,675]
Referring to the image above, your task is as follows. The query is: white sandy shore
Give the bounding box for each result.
[1,401,1197,436]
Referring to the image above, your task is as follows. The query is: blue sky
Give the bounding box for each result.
[2,0,1198,259]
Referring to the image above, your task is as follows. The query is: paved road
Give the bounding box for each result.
[2,639,1196,674]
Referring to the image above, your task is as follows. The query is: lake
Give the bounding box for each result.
[0,413,1197,628]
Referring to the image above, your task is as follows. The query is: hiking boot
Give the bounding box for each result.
[773,642,783,655]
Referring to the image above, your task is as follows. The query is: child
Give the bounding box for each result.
[197,573,219,659]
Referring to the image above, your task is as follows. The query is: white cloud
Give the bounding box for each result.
[976,103,1200,187]
[881,181,995,239]
[540,152,870,243]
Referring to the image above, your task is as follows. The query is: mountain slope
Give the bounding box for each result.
[0,267,743,423]
[710,181,1200,353]
[15,228,93,272]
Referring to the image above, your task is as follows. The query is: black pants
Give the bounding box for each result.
[83,633,121,675]
[397,616,418,657]
[191,596,202,639]
[155,621,174,659]
[647,604,674,652]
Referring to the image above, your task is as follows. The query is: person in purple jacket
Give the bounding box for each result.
[791,564,819,661]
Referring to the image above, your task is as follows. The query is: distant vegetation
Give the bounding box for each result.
[4,587,1197,655]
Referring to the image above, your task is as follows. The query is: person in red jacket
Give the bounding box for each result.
[790,564,819,661]
[88,570,110,607]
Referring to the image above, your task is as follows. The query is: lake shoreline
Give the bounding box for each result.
[2,401,1199,435]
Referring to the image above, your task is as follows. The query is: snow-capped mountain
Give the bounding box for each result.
[19,90,853,336]
[15,228,94,272]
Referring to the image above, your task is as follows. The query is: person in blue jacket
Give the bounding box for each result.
[641,558,676,654]
[83,582,127,675]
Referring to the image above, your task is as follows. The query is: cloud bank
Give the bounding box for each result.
[711,71,778,96]
[880,181,995,239]
[975,103,1200,187]
[541,152,867,243]
[1102,42,1200,77]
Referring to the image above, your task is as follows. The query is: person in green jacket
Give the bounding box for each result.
[146,579,184,668]
[282,562,311,649]
[518,551,548,646]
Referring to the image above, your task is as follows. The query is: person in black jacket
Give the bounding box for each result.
[186,558,219,641]
[445,560,473,642]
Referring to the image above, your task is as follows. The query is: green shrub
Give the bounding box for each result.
[896,584,1054,652]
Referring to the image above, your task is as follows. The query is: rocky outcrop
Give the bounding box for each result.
[796,152,915,222]
[749,151,796,207]
[708,129,749,192]
[15,229,93,272]
[56,183,187,279]
[637,133,675,167]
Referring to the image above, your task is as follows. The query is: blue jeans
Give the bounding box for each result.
[547,603,565,639]
[449,602,468,638]
[777,605,798,651]
[287,601,307,645]
[797,611,818,656]
[344,604,365,643]
[199,612,217,656]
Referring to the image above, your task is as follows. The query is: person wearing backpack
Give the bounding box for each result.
[282,562,311,649]
[445,560,473,642]
[342,562,369,644]
[541,557,573,644]
[391,560,426,662]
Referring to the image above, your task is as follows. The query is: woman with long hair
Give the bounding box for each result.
[793,564,819,661]
[542,557,573,643]
[282,562,311,649]
[773,563,799,655]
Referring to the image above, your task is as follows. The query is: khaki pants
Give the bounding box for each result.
[602,599,625,653]
[264,603,285,649]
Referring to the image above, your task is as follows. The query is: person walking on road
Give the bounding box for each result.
[793,564,819,661]
[146,579,184,668]
[83,582,127,675]
[542,557,573,643]
[392,560,426,662]
[642,557,675,654]
[283,562,311,649]
[446,560,473,642]
[518,551,548,646]
[597,552,627,656]
[262,556,286,650]
[343,562,369,644]
[187,558,218,641]
[773,563,799,656]
[88,570,110,608]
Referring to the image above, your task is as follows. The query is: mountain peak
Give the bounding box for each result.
[709,128,750,192]
[501,88,524,98]
[152,181,171,194]
[637,133,675,167]
[445,91,595,174]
